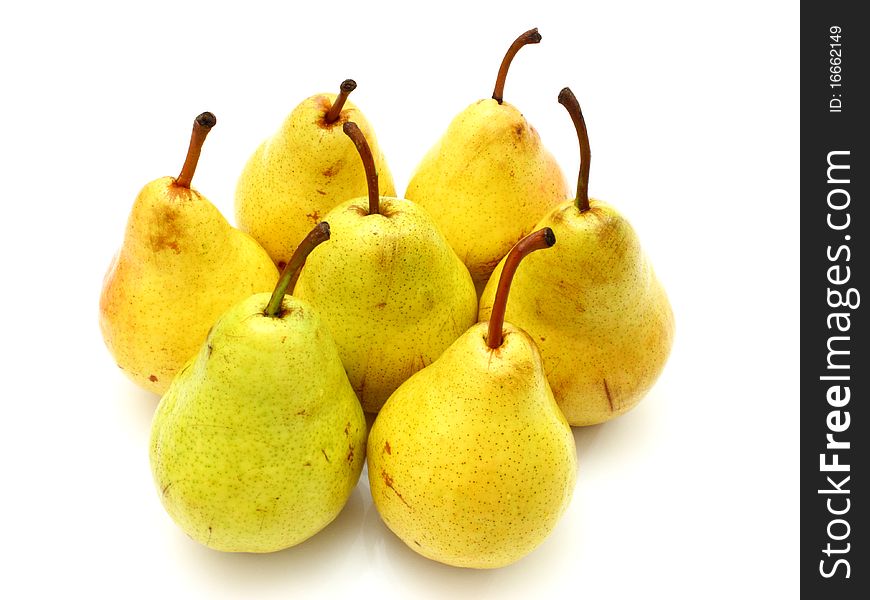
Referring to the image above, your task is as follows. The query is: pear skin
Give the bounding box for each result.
[293,122,477,413]
[235,81,395,266]
[480,88,674,426]
[367,228,576,569]
[293,196,477,412]
[150,292,366,552]
[406,99,567,284]
[100,114,278,395]
[405,29,568,285]
[367,321,576,568]
[480,201,674,425]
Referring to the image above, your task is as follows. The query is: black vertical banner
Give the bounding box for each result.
[802,3,868,597]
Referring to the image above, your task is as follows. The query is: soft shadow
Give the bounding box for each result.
[362,489,497,597]
[177,483,367,592]
[572,423,606,465]
[114,374,160,434]
[571,395,663,473]
[364,411,378,433]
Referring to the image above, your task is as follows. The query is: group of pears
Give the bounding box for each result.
[99,29,674,569]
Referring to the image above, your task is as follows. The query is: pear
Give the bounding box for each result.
[150,223,367,553]
[368,229,576,569]
[405,28,569,288]
[100,113,278,395]
[480,88,675,426]
[293,122,477,413]
[235,79,396,267]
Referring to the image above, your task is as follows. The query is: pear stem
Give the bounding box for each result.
[486,228,556,349]
[264,222,331,317]
[287,260,306,297]
[343,121,380,215]
[325,79,357,123]
[558,87,591,212]
[175,112,216,189]
[492,28,541,104]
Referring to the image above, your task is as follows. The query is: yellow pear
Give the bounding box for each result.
[480,88,675,426]
[405,28,568,287]
[293,123,477,412]
[150,224,367,552]
[100,113,278,395]
[368,228,576,569]
[235,79,396,267]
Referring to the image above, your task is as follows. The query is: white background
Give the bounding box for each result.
[0,1,799,598]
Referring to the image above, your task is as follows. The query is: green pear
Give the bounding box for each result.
[236,79,396,267]
[293,122,477,413]
[405,28,568,288]
[480,88,675,426]
[100,113,278,395]
[367,229,576,569]
[150,224,366,553]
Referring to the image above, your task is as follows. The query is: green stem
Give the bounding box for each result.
[558,87,591,212]
[325,79,357,123]
[486,228,556,348]
[492,28,541,104]
[264,222,331,317]
[176,112,216,188]
[342,121,380,215]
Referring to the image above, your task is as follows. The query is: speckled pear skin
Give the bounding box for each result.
[292,197,477,413]
[479,200,675,426]
[150,293,366,553]
[235,93,395,266]
[367,321,576,569]
[99,177,279,395]
[405,99,568,285]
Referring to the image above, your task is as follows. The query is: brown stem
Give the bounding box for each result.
[492,28,541,104]
[325,79,357,123]
[487,228,556,348]
[264,222,331,317]
[342,121,379,215]
[558,87,591,212]
[175,112,216,188]
[287,259,306,296]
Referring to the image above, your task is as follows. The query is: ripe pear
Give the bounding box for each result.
[368,228,576,569]
[100,113,278,395]
[150,224,367,553]
[236,79,396,267]
[480,88,675,426]
[405,28,568,288]
[293,123,477,413]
